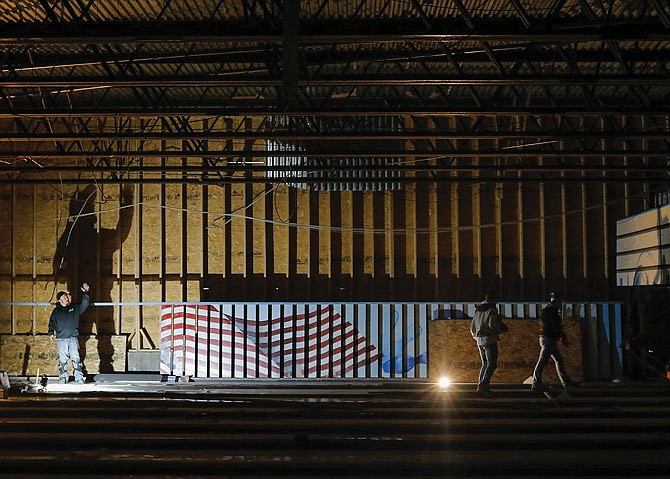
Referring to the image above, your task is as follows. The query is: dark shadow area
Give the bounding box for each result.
[622,286,670,380]
[4,382,670,477]
[204,271,486,303]
[52,184,134,373]
[20,344,30,376]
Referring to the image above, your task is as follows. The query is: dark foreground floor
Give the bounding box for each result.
[1,378,669,478]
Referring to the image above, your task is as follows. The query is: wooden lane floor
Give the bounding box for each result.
[0,380,669,478]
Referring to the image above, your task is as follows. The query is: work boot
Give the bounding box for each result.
[476,384,493,397]
[73,362,85,385]
[530,384,546,394]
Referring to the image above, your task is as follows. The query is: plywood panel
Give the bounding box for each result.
[521,183,543,299]
[206,185,226,275]
[459,183,476,292]
[108,281,122,331]
[140,280,163,349]
[11,280,34,334]
[164,183,183,276]
[585,179,607,292]
[296,189,310,275]
[544,180,565,292]
[33,300,52,334]
[472,172,482,288]
[13,186,34,276]
[186,184,203,275]
[187,280,200,301]
[426,184,438,278]
[450,182,461,293]
[479,183,498,292]
[385,190,395,278]
[363,192,375,275]
[34,185,58,276]
[500,183,520,298]
[252,184,266,275]
[119,280,139,336]
[108,185,135,288]
[436,178,453,291]
[141,182,163,276]
[565,182,586,298]
[165,280,183,302]
[230,184,247,275]
[109,185,126,283]
[340,191,353,276]
[318,191,331,276]
[429,318,582,383]
[405,184,418,277]
[0,334,127,375]
[272,185,290,276]
[0,185,11,277]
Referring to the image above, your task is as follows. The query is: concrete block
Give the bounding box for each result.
[127,350,160,372]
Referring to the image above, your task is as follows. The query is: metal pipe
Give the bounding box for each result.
[1,30,670,45]
[0,149,668,158]
[1,108,669,118]
[1,175,661,185]
[1,165,667,174]
[1,132,669,141]
[4,75,670,87]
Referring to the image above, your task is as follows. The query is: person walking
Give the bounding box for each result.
[531,293,578,393]
[48,282,90,384]
[470,291,508,396]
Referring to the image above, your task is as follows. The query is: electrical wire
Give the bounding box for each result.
[16,183,655,236]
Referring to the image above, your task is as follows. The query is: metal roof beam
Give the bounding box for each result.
[2,107,670,118]
[650,0,670,29]
[6,75,670,87]
[4,132,670,142]
[3,165,667,174]
[3,24,670,45]
[9,46,670,74]
[1,149,667,159]
[280,0,300,111]
[0,175,660,185]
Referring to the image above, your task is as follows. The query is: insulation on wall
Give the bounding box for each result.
[0,334,127,376]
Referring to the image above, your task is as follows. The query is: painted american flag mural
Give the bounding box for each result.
[160,303,428,378]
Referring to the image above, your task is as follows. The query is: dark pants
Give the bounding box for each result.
[532,335,571,388]
[477,343,498,389]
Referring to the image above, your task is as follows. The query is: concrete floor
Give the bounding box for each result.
[1,377,669,478]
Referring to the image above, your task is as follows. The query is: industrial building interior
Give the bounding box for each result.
[1,0,669,477]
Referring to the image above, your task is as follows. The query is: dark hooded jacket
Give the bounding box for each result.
[48,293,89,339]
[538,303,565,340]
[470,301,508,344]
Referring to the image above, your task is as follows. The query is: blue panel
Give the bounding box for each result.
[418,305,429,378]
[614,304,623,374]
[602,305,611,343]
[406,306,415,379]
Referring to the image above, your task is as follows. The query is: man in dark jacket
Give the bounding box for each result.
[470,291,508,395]
[49,282,90,384]
[531,293,578,393]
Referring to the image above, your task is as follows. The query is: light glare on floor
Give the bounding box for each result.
[438,377,451,388]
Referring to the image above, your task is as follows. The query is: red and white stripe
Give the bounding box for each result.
[160,304,378,378]
[160,304,281,377]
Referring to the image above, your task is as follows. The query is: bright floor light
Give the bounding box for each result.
[438,377,451,389]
